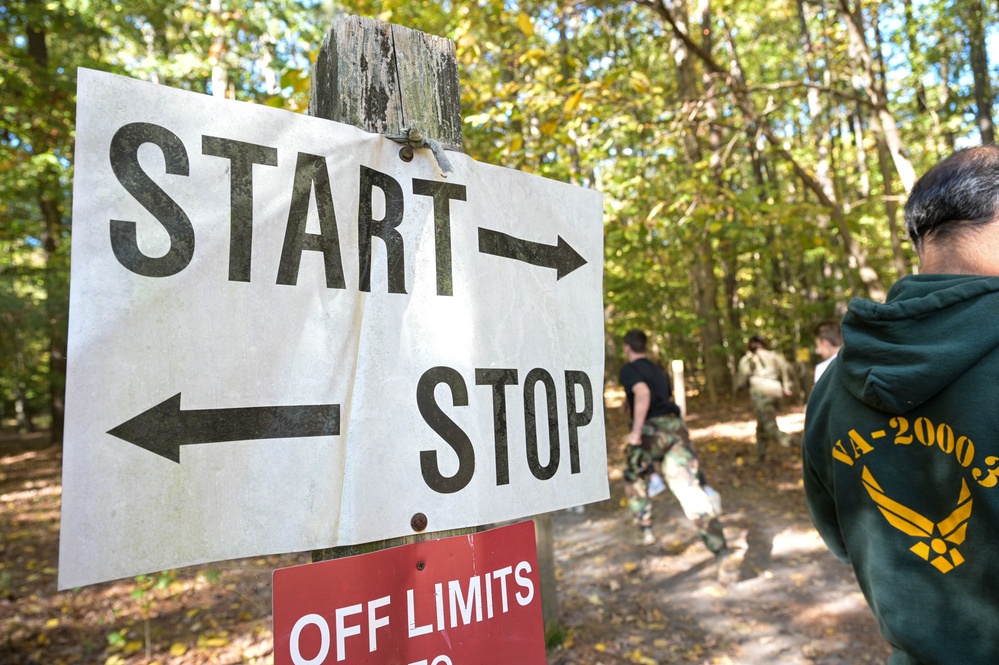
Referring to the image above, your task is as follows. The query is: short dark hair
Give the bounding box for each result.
[748,334,767,351]
[905,146,999,249]
[813,320,843,347]
[623,329,647,353]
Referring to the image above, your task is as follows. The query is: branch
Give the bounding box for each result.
[745,81,867,106]
[634,0,727,77]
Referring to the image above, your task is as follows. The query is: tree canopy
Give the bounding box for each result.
[2,0,996,434]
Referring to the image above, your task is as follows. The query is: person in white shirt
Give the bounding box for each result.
[813,320,843,384]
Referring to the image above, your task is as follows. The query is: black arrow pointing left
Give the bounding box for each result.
[108,393,340,463]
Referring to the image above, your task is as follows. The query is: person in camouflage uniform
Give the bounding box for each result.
[620,330,727,554]
[736,334,795,461]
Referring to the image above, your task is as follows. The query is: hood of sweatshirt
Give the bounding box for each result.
[839,274,999,415]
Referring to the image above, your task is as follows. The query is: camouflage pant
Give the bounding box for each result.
[749,388,791,459]
[623,415,727,553]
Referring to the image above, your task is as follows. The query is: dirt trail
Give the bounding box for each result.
[547,401,890,664]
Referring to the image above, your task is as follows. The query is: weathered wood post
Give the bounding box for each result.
[671,359,687,418]
[534,512,560,640]
[308,16,465,562]
[307,14,560,639]
[309,17,462,151]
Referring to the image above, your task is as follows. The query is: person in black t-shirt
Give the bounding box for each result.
[620,330,727,555]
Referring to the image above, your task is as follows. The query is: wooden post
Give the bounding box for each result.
[307,18,561,641]
[309,16,462,150]
[533,513,559,641]
[671,359,687,418]
[309,16,467,562]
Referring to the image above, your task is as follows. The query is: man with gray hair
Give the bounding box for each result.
[803,146,999,664]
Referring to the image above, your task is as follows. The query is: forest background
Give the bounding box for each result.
[2,0,997,438]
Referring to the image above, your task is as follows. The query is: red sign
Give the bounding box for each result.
[273,521,546,665]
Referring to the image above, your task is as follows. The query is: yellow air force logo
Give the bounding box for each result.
[861,466,973,573]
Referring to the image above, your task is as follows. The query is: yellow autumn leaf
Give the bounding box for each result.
[105,657,126,665]
[630,648,656,664]
[586,593,603,605]
[646,201,666,222]
[123,641,144,655]
[518,47,546,64]
[594,643,607,652]
[45,618,60,628]
[517,13,534,37]
[205,637,230,647]
[563,89,584,114]
[623,561,639,573]
[540,119,559,137]
[170,642,187,656]
[629,71,651,94]
[510,135,524,153]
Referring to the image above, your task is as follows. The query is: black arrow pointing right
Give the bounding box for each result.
[108,393,340,463]
[478,228,587,279]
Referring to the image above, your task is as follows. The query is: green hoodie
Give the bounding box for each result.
[803,274,999,665]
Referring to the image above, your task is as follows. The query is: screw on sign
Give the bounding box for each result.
[273,521,546,665]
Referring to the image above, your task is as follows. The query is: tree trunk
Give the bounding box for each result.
[698,0,731,400]
[27,10,67,443]
[838,0,917,191]
[796,0,839,228]
[209,0,229,98]
[965,0,995,144]
[871,14,908,277]
[39,171,68,443]
[902,0,929,113]
[938,44,956,154]
[850,106,871,199]
[667,0,729,402]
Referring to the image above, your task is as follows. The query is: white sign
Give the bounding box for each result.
[59,69,607,589]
